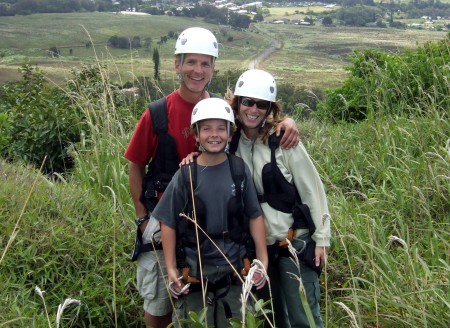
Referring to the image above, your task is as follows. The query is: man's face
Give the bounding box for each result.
[176,53,215,94]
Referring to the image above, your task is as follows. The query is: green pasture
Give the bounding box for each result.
[266,5,340,21]
[0,13,269,85]
[254,24,446,88]
[0,12,447,89]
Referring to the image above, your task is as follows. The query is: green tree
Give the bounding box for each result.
[322,16,333,26]
[153,48,160,81]
[0,65,82,173]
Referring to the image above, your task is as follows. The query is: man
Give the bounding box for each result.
[124,27,299,328]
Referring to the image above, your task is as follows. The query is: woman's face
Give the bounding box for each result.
[238,97,270,129]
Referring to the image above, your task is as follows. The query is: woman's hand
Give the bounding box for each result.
[315,246,327,268]
[276,117,300,149]
[179,152,199,166]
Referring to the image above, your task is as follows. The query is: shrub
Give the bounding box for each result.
[315,35,450,122]
[0,65,83,174]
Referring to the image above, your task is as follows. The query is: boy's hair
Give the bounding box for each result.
[190,119,237,136]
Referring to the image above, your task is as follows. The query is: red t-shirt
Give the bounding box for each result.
[124,90,198,166]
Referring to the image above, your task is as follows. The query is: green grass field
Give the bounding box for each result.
[0,12,447,88]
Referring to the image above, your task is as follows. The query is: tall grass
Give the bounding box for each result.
[301,77,449,326]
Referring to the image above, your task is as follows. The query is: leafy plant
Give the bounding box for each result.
[0,64,82,174]
[316,35,450,122]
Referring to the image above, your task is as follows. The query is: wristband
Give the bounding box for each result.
[135,215,149,226]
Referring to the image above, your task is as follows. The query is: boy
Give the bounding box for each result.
[152,97,268,327]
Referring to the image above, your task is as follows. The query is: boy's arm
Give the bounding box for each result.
[161,223,185,298]
[250,216,268,269]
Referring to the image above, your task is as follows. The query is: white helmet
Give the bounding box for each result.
[234,69,277,102]
[175,27,219,58]
[191,98,234,126]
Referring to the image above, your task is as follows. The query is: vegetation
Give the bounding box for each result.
[1,26,449,327]
[316,33,450,122]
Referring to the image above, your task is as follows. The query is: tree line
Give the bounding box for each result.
[1,0,449,29]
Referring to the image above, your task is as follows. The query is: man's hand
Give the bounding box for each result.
[276,117,300,149]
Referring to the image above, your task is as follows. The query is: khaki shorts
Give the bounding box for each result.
[136,217,172,316]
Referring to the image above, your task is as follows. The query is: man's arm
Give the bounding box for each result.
[129,161,147,221]
[276,117,300,149]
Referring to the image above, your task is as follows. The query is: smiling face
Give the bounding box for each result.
[238,97,271,131]
[196,119,230,153]
[176,53,215,100]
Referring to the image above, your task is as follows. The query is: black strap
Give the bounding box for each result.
[227,153,245,208]
[149,97,168,134]
[228,129,241,155]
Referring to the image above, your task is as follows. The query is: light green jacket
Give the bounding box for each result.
[236,130,331,247]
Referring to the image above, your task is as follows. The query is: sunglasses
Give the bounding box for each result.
[240,97,271,110]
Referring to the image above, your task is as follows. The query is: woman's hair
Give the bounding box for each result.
[226,88,285,144]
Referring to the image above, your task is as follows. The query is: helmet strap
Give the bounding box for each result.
[259,104,272,129]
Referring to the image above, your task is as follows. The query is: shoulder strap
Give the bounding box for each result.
[268,132,282,170]
[148,97,168,135]
[227,153,245,205]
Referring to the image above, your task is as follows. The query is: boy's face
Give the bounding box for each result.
[196,119,230,153]
[176,53,214,94]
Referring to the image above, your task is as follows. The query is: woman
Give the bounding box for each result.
[228,69,331,328]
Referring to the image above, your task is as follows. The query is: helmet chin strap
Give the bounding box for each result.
[198,143,228,154]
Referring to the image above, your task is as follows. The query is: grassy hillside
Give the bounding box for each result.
[1,100,448,327]
[0,12,446,88]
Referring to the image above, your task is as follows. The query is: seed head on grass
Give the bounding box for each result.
[35,286,52,328]
[386,235,408,249]
[56,298,81,328]
[334,301,359,328]
[240,259,274,328]
[285,239,317,328]
[35,286,81,328]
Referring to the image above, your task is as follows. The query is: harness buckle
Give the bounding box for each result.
[240,257,251,276]
[135,215,149,226]
[278,227,296,248]
[145,189,158,198]
[182,267,201,284]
